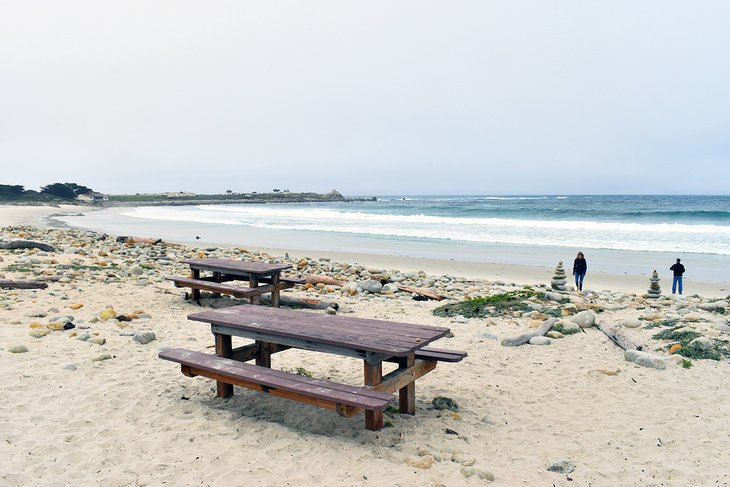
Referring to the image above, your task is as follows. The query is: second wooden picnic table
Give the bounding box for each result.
[177,258,297,306]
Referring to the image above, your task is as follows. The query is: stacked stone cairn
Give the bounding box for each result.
[551,261,568,292]
[646,269,661,299]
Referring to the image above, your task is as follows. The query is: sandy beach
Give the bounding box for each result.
[1,205,729,486]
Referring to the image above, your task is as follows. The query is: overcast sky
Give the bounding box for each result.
[1,1,728,196]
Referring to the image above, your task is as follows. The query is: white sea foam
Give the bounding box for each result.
[120,205,730,255]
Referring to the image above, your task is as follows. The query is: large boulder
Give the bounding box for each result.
[570,310,596,328]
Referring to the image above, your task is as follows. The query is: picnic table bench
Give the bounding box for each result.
[160,304,467,430]
[166,258,304,306]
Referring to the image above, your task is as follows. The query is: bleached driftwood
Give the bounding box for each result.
[0,279,49,290]
[259,295,338,310]
[501,318,557,347]
[304,275,346,287]
[116,236,162,245]
[597,322,642,351]
[0,240,56,252]
[397,285,446,301]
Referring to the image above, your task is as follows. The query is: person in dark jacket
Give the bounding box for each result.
[670,258,685,295]
[572,252,587,291]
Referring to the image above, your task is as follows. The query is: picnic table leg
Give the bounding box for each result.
[212,271,221,298]
[249,275,260,305]
[398,353,416,415]
[271,273,281,307]
[191,268,201,302]
[364,361,384,430]
[214,333,234,398]
[255,341,272,368]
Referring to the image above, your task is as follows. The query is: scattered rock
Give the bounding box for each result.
[359,280,382,294]
[9,345,29,353]
[29,329,50,338]
[62,363,78,371]
[432,396,459,411]
[99,308,117,320]
[688,336,712,350]
[570,310,596,328]
[92,353,112,362]
[624,350,666,370]
[404,455,434,469]
[132,331,156,345]
[547,460,576,474]
[461,467,494,481]
[529,336,552,345]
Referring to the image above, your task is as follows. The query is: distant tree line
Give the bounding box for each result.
[0,182,94,201]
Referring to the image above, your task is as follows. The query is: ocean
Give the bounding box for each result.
[53,195,730,283]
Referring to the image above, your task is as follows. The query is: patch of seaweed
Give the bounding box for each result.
[652,327,724,361]
[432,289,537,318]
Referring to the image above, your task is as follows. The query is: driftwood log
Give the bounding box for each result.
[304,275,347,287]
[116,236,162,245]
[0,279,49,290]
[0,240,56,252]
[501,318,557,347]
[597,322,643,351]
[258,295,338,310]
[396,285,446,301]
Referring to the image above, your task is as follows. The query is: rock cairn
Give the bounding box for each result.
[646,270,661,299]
[551,261,568,292]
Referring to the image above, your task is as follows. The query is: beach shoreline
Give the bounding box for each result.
[11,204,728,298]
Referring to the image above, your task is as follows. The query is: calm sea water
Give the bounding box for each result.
[54,195,730,282]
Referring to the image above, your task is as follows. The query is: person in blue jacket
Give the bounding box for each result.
[572,252,587,291]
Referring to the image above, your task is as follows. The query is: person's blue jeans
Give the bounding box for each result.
[672,276,683,294]
[574,272,585,291]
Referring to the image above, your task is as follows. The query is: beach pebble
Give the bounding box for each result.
[543,291,566,302]
[461,467,494,481]
[546,331,564,339]
[324,307,337,315]
[624,350,666,370]
[451,453,476,466]
[529,336,552,345]
[92,353,112,362]
[89,337,107,345]
[62,363,77,371]
[432,396,459,411]
[28,310,47,318]
[453,315,468,324]
[481,332,498,340]
[570,310,596,328]
[29,329,50,338]
[133,331,156,345]
[359,280,382,294]
[9,345,29,353]
[619,319,642,328]
[127,265,144,275]
[688,336,712,350]
[99,308,117,320]
[404,456,434,469]
[547,460,576,474]
[77,333,91,341]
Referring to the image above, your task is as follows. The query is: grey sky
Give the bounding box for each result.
[1,1,729,196]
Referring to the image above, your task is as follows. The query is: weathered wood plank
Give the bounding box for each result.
[159,348,393,410]
[189,305,449,356]
[372,359,437,394]
[181,258,292,275]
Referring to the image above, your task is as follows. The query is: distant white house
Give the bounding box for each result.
[77,192,109,201]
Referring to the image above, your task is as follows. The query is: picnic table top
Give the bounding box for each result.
[181,258,292,276]
[188,304,450,357]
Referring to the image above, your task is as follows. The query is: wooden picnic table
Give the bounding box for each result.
[168,258,300,306]
[160,304,465,430]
